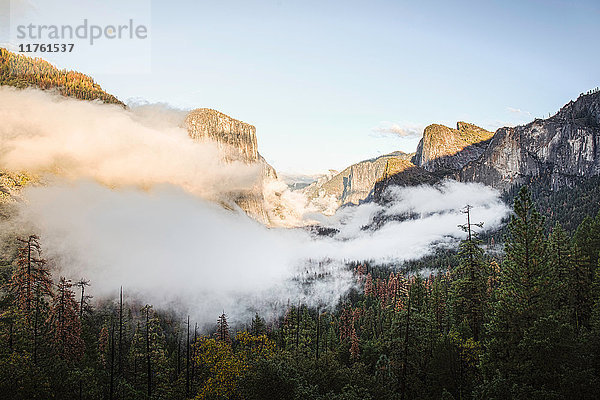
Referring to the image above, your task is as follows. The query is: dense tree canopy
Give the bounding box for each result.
[1,187,600,399]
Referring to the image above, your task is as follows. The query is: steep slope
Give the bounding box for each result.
[412,122,494,172]
[459,91,600,191]
[0,49,124,207]
[375,90,600,205]
[0,51,278,225]
[0,48,124,106]
[184,108,277,224]
[372,122,492,201]
[372,160,439,202]
[303,151,415,208]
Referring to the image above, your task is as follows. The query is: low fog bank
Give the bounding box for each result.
[7,180,509,325]
[0,87,260,202]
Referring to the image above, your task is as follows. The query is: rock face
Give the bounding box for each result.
[184,108,277,224]
[372,160,438,201]
[412,122,494,172]
[376,91,600,198]
[459,91,600,191]
[372,123,493,201]
[303,151,415,208]
[186,108,259,163]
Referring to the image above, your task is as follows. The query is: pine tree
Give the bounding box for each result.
[364,273,374,297]
[6,235,53,368]
[549,223,593,330]
[250,313,266,337]
[481,186,552,397]
[349,327,360,360]
[49,277,84,361]
[574,211,600,268]
[498,186,550,324]
[127,305,172,399]
[8,235,52,319]
[75,279,91,320]
[451,205,487,341]
[217,312,231,344]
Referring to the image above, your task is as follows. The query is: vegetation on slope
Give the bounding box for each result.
[0,48,124,106]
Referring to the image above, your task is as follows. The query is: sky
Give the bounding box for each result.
[1,0,599,174]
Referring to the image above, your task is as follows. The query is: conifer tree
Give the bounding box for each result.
[549,223,592,329]
[574,211,600,268]
[250,312,266,337]
[451,205,487,341]
[49,277,83,361]
[497,186,550,324]
[349,327,360,360]
[8,235,52,319]
[482,186,551,396]
[217,312,231,344]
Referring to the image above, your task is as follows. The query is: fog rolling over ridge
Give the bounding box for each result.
[0,88,509,325]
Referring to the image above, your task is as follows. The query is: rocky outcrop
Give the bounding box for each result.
[184,108,277,224]
[186,108,260,163]
[459,91,600,191]
[376,91,600,197]
[303,151,415,207]
[372,123,492,201]
[412,122,494,172]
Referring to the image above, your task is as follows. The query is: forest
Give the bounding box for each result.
[1,186,600,399]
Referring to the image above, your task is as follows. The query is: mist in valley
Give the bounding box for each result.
[0,88,510,326]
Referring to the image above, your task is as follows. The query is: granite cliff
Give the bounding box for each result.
[184,108,277,224]
[459,91,600,191]
[412,122,494,172]
[372,122,492,201]
[375,90,600,199]
[303,151,415,208]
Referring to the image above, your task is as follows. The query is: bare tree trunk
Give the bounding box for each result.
[191,323,197,389]
[146,307,151,400]
[186,315,190,397]
[33,296,38,366]
[176,331,180,377]
[119,288,124,400]
[110,316,115,400]
[316,307,320,361]
[296,304,300,352]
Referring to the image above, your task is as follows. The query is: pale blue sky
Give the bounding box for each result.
[3,0,600,173]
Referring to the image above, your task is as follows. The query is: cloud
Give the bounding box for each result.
[6,179,508,326]
[0,87,260,203]
[370,121,423,138]
[315,180,510,262]
[507,106,531,116]
[11,181,355,326]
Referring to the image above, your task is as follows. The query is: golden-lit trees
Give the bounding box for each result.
[0,47,124,106]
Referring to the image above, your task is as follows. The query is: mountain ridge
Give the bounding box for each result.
[302,151,415,210]
[374,90,600,200]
